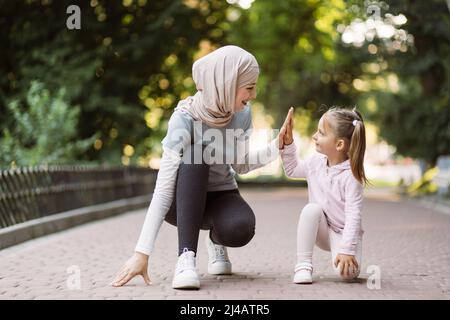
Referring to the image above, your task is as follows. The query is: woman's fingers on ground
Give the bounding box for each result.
[111,269,125,284]
[112,268,129,286]
[115,271,135,287]
[114,265,126,278]
[142,272,151,285]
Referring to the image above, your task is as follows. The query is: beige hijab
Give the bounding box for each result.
[175,45,259,128]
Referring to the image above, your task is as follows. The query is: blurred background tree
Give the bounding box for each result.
[326,0,450,170]
[366,0,450,169]
[0,0,229,167]
[228,0,362,130]
[0,81,97,167]
[0,0,448,178]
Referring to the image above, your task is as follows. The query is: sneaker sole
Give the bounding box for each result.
[293,278,313,284]
[172,277,200,290]
[208,262,232,275]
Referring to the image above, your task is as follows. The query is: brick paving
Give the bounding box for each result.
[0,187,449,300]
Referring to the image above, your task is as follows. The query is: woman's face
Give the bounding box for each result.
[235,82,257,112]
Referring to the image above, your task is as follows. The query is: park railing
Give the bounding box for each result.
[0,165,157,229]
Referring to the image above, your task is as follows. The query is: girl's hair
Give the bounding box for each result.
[324,107,369,185]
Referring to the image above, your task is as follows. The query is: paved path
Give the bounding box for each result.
[0,187,449,300]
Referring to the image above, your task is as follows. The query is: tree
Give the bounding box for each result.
[228,0,362,132]
[0,0,229,165]
[374,0,450,167]
[341,0,450,167]
[0,81,97,168]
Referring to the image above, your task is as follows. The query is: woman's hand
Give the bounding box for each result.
[111,251,151,287]
[278,107,294,149]
[334,254,359,278]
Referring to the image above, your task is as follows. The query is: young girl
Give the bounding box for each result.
[280,107,368,284]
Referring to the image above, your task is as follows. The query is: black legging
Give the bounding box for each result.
[165,145,256,256]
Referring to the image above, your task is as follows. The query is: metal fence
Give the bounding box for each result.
[0,165,157,228]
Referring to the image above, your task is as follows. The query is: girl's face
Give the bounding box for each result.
[312,115,342,157]
[235,82,257,112]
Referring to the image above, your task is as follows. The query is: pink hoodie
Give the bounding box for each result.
[281,142,364,256]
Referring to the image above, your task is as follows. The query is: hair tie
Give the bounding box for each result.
[352,119,358,127]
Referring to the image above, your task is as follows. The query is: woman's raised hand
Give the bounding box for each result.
[111,251,151,287]
[278,107,294,149]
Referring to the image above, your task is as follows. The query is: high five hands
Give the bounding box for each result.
[278,107,294,149]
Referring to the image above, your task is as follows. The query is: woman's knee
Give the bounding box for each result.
[213,216,255,247]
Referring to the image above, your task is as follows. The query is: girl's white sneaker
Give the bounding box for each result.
[293,262,313,284]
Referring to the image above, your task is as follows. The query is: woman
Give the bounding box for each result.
[112,45,293,290]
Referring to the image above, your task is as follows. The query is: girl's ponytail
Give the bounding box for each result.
[349,109,368,185]
[325,107,369,185]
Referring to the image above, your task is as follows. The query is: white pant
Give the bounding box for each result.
[297,203,362,280]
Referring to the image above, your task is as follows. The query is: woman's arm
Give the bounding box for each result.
[231,107,294,174]
[112,111,191,286]
[231,138,280,174]
[134,147,182,255]
[111,148,182,287]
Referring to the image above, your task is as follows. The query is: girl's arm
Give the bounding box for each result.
[339,177,364,256]
[281,142,308,179]
[278,107,308,179]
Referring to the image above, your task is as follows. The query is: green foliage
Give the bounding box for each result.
[1,0,448,169]
[379,0,450,166]
[228,0,362,129]
[350,0,450,166]
[0,0,229,165]
[0,81,98,168]
[407,167,439,196]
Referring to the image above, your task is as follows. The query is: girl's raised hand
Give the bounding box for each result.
[111,252,151,287]
[278,107,294,149]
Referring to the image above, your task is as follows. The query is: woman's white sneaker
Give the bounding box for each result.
[293,262,313,284]
[205,235,232,275]
[172,249,200,289]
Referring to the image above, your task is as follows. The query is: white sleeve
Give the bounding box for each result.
[231,138,280,174]
[134,147,181,255]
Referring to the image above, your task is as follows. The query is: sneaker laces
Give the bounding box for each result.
[212,244,229,263]
[176,248,196,273]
